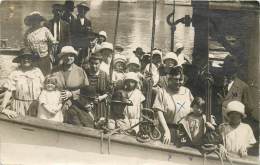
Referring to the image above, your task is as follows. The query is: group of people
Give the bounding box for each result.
[0,0,258,158]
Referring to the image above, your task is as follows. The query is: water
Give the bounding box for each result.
[0,0,194,77]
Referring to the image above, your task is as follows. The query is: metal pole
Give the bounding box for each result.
[170,0,175,51]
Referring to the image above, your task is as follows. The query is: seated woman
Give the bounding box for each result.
[153,67,194,145]
[219,101,256,157]
[0,48,44,118]
[51,46,90,126]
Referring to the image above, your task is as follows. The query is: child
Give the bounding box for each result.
[124,72,145,133]
[126,56,144,89]
[38,76,63,122]
[178,97,216,146]
[112,54,127,84]
[108,90,132,130]
[219,101,256,157]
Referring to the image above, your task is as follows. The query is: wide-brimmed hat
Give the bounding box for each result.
[77,2,90,11]
[175,42,184,50]
[225,101,246,118]
[58,46,78,58]
[24,11,46,26]
[111,90,133,105]
[99,42,113,52]
[64,0,75,8]
[152,49,163,58]
[163,52,178,65]
[127,56,140,67]
[52,4,64,11]
[12,48,34,63]
[99,31,107,39]
[89,52,103,61]
[133,47,145,55]
[114,54,127,64]
[80,86,97,99]
[125,72,139,82]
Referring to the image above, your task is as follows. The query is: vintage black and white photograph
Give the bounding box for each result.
[0,0,259,164]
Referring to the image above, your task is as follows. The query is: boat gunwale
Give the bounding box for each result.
[0,114,258,165]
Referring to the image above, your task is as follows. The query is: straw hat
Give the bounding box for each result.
[152,49,162,57]
[24,11,46,26]
[225,101,246,118]
[99,42,113,52]
[58,46,78,58]
[175,42,184,50]
[99,31,107,39]
[114,54,127,64]
[163,52,179,65]
[133,47,145,55]
[127,56,140,67]
[77,2,90,11]
[125,72,139,82]
[12,48,34,63]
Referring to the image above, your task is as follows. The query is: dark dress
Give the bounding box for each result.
[85,70,111,121]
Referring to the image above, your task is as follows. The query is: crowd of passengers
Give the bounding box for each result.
[0,1,258,158]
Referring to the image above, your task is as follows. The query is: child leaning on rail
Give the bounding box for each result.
[37,75,63,122]
[218,101,256,157]
[177,97,217,147]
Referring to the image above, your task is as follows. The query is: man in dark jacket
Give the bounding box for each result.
[45,4,71,63]
[71,2,93,65]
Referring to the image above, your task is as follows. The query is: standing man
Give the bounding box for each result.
[46,4,71,62]
[71,2,92,65]
[133,47,145,62]
[62,0,75,25]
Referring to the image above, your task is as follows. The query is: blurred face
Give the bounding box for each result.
[192,104,203,115]
[98,36,106,43]
[53,9,63,19]
[167,74,182,92]
[164,59,177,68]
[20,56,33,69]
[78,7,87,17]
[135,52,143,60]
[89,59,101,73]
[62,54,75,65]
[101,49,112,62]
[45,83,56,91]
[228,111,242,126]
[127,63,140,72]
[30,20,41,27]
[124,79,137,91]
[152,54,161,66]
[114,61,125,72]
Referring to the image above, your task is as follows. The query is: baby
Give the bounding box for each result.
[38,76,63,122]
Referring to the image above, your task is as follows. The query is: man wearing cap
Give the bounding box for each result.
[219,101,256,157]
[71,2,92,65]
[45,4,71,58]
[133,47,145,62]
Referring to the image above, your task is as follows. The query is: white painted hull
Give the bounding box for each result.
[0,115,258,165]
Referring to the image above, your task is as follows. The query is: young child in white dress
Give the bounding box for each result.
[38,76,63,122]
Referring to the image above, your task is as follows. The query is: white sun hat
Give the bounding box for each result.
[175,42,184,50]
[125,72,139,82]
[114,54,127,64]
[99,31,107,39]
[225,100,246,118]
[163,52,179,65]
[99,42,113,52]
[152,49,162,57]
[127,56,141,67]
[58,46,78,58]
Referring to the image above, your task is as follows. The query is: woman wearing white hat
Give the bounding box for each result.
[52,46,90,126]
[219,101,256,157]
[98,42,113,75]
[112,54,127,85]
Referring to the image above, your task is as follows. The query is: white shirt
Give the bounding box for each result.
[100,62,110,75]
[227,80,234,91]
[53,21,60,41]
[80,18,84,26]
[219,123,256,154]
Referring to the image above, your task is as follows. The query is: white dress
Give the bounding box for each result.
[38,90,63,122]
